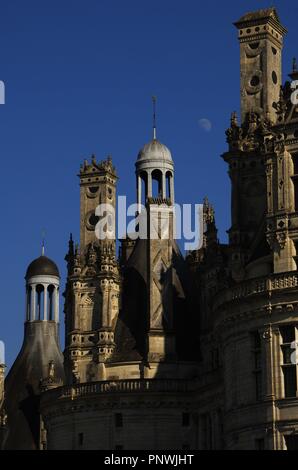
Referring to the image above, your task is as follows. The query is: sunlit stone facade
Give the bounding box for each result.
[2,8,298,450]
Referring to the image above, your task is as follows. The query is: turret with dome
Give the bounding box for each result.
[136,100,174,205]
[2,247,64,450]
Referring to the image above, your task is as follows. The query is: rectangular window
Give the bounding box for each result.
[252,331,262,401]
[255,438,265,450]
[280,325,297,398]
[285,435,298,450]
[280,325,295,344]
[292,153,298,175]
[115,444,123,450]
[283,367,297,397]
[294,241,298,266]
[201,413,212,450]
[182,444,190,450]
[255,370,262,401]
[212,348,220,370]
[282,343,293,364]
[115,413,123,428]
[216,408,224,450]
[182,412,190,427]
[78,433,84,446]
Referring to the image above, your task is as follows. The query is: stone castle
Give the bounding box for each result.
[1,7,298,450]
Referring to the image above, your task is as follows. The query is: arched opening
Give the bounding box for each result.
[140,171,148,205]
[166,171,173,200]
[36,284,44,321]
[26,286,32,321]
[152,169,162,198]
[48,285,55,320]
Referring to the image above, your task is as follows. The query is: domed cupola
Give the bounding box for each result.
[25,248,60,323]
[26,255,59,279]
[136,98,175,205]
[137,139,173,163]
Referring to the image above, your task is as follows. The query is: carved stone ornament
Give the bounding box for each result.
[276,231,287,249]
[266,231,276,250]
[262,328,272,341]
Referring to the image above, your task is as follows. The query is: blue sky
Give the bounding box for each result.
[0,0,297,369]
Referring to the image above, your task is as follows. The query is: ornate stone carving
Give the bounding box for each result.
[40,361,63,391]
[225,111,243,150]
[276,231,287,249]
[266,231,276,250]
[262,327,272,341]
[225,111,277,153]
[73,244,82,274]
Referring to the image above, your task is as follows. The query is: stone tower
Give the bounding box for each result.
[188,8,298,450]
[135,137,177,364]
[225,9,298,278]
[64,156,120,384]
[224,9,290,281]
[234,8,287,123]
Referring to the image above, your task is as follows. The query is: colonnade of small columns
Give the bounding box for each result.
[26,283,59,322]
[137,169,174,205]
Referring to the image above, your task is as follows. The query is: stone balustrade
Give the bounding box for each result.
[42,378,198,402]
[214,272,298,309]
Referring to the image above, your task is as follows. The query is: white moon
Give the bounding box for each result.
[199,118,212,132]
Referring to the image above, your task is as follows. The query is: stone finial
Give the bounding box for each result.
[88,242,97,266]
[203,197,215,224]
[48,360,55,379]
[65,233,75,274]
[73,244,81,271]
[231,111,238,127]
[225,111,243,149]
[39,360,63,391]
[68,233,74,254]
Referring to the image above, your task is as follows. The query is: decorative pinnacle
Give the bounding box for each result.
[152,96,157,140]
[41,229,46,256]
[231,111,238,127]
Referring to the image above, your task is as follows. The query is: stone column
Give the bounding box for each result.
[147,171,152,198]
[162,172,166,199]
[170,174,175,204]
[25,287,30,321]
[137,174,142,207]
[54,287,59,323]
[43,285,48,321]
[262,325,275,399]
[31,285,36,321]
[262,325,277,449]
